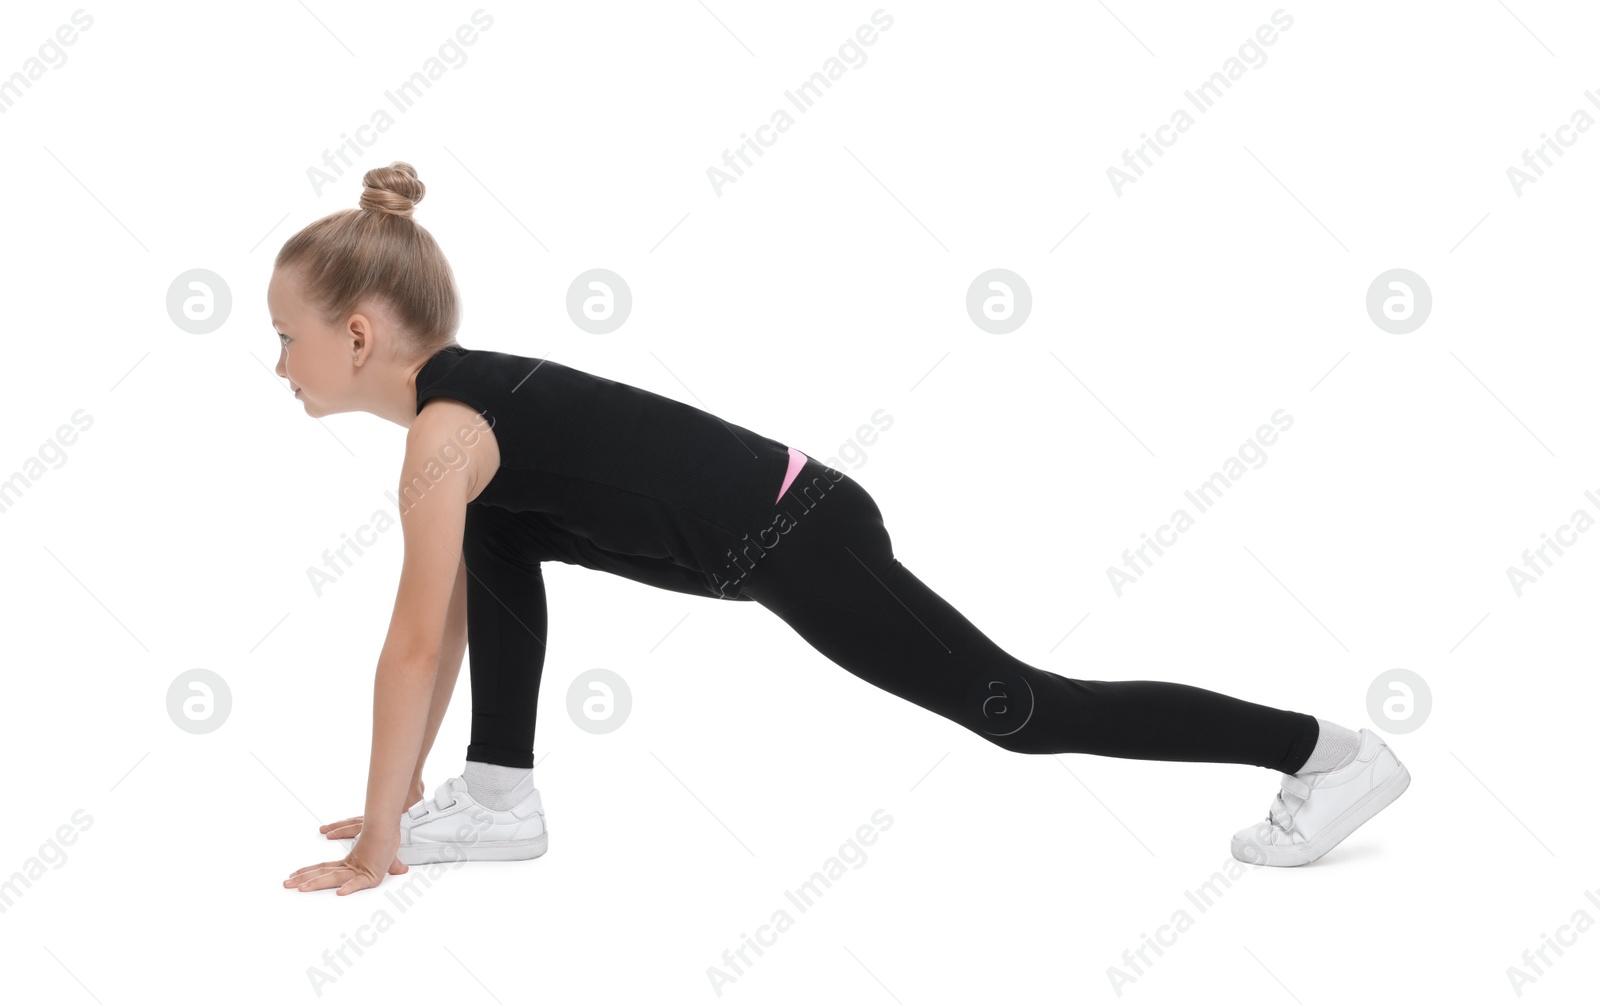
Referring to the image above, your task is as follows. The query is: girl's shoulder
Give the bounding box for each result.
[409,397,501,505]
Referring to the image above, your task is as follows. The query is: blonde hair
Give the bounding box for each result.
[275,161,459,358]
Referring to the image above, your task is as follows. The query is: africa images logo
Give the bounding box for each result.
[966,668,1035,738]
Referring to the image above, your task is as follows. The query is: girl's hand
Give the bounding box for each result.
[319,778,425,841]
[284,824,406,895]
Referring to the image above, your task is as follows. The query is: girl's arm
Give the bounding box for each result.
[287,403,491,894]
[362,411,478,830]
[411,554,469,795]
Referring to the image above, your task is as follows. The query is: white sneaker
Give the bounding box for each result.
[1231,727,1410,867]
[397,775,549,865]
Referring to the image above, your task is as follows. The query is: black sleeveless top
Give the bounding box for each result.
[414,345,796,593]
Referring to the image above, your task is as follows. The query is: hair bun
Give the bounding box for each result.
[359,161,425,218]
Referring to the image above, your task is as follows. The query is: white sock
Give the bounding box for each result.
[1296,718,1361,774]
[463,759,535,810]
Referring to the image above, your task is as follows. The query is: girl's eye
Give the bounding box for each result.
[277,332,289,346]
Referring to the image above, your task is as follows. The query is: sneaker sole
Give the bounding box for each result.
[397,830,549,865]
[1232,760,1411,867]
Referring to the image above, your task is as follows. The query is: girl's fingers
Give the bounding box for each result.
[337,875,374,895]
[283,861,343,886]
[319,815,362,834]
[323,822,361,840]
[283,862,330,881]
[285,852,392,893]
[296,869,350,892]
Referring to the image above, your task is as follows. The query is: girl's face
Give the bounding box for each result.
[268,266,358,417]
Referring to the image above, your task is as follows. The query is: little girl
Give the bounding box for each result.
[281,162,1409,896]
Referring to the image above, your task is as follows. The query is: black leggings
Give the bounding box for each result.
[460,458,1320,775]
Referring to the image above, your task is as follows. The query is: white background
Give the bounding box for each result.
[1,1,1595,1002]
